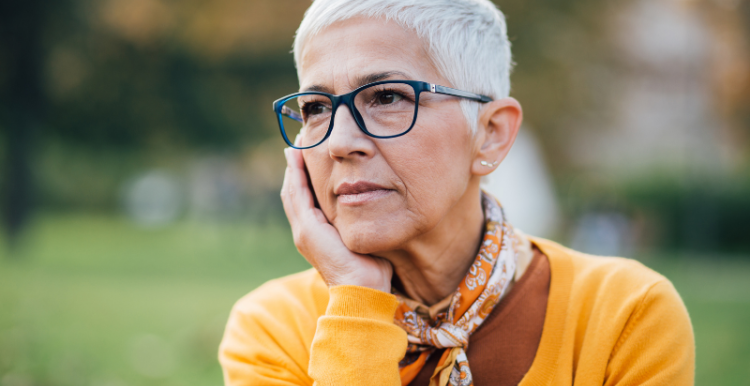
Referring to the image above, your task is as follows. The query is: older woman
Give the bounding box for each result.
[219,0,694,385]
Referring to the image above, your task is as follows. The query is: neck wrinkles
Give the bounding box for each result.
[377,184,486,306]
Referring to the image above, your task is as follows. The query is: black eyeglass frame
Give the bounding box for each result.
[272,80,494,149]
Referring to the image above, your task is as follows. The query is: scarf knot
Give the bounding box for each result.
[407,321,470,350]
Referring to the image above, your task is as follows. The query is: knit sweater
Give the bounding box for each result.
[219,237,695,385]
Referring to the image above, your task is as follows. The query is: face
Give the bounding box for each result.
[298,17,482,254]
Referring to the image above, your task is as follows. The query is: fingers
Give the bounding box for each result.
[284,147,316,209]
[281,144,324,265]
[278,142,393,292]
[280,155,298,223]
[281,143,323,242]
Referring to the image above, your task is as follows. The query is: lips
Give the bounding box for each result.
[335,181,388,195]
[335,181,393,205]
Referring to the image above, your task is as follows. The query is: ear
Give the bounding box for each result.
[471,97,523,176]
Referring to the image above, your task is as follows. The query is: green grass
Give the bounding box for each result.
[1,214,749,385]
[0,214,309,386]
[643,256,750,385]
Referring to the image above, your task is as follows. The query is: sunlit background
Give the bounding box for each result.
[0,0,748,385]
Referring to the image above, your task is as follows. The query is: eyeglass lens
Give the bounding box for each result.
[280,82,418,147]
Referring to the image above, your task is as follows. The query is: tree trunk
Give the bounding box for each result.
[0,0,45,252]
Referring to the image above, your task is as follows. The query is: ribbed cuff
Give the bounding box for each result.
[326,285,399,322]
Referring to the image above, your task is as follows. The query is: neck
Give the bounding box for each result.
[378,179,486,306]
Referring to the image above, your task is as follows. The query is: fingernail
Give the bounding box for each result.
[283,148,289,160]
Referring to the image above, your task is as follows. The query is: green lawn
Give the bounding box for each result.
[1,214,749,385]
[0,214,309,386]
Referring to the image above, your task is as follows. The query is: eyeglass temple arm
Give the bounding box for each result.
[280,105,304,123]
[430,84,493,103]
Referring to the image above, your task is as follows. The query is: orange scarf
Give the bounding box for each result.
[394,193,520,386]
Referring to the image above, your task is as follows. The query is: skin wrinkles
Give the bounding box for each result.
[302,70,412,93]
[286,16,522,305]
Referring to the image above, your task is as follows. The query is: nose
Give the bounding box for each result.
[327,104,376,161]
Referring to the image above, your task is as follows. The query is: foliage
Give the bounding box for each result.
[0,0,615,153]
[563,172,750,253]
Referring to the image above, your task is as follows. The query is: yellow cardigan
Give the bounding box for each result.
[219,237,695,385]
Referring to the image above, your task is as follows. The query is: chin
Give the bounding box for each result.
[338,220,409,255]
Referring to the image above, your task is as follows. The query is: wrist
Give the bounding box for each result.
[326,285,399,320]
[330,276,391,293]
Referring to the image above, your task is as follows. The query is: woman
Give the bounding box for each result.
[219,1,695,385]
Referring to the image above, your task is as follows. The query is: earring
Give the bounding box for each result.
[480,160,498,167]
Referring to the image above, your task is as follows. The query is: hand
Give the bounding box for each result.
[281,146,393,293]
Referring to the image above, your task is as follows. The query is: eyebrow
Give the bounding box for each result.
[301,70,411,93]
[355,71,410,87]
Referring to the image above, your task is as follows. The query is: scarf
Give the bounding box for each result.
[394,193,522,386]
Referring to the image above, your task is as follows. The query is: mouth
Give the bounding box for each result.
[335,181,394,206]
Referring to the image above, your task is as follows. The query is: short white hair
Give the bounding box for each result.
[292,0,513,133]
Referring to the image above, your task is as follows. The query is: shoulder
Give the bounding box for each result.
[219,268,328,383]
[234,268,328,311]
[231,268,329,321]
[528,237,694,384]
[530,236,691,348]
[531,236,675,307]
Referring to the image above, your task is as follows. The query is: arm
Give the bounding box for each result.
[604,280,695,386]
[219,279,407,386]
[280,144,405,384]
[309,286,407,385]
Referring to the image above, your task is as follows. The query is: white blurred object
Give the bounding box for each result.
[483,129,560,238]
[123,170,182,227]
[188,157,243,220]
[570,212,632,257]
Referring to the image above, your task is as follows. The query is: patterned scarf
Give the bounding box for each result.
[394,193,521,386]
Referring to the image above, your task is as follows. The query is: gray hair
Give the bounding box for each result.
[293,0,513,133]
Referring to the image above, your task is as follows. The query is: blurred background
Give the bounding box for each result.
[0,0,748,385]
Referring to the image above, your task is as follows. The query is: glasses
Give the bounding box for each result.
[272,80,493,149]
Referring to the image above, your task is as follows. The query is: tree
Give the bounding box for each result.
[0,0,47,250]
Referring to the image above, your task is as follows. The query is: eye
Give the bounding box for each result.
[302,102,330,117]
[376,91,403,105]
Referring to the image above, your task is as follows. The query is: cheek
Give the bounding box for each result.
[392,108,474,213]
[413,109,473,176]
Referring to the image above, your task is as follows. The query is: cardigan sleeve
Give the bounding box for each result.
[308,285,408,385]
[219,283,407,386]
[603,280,695,386]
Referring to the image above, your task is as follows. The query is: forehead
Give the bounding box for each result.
[297,17,443,93]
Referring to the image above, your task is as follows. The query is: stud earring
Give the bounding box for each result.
[480,160,498,167]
